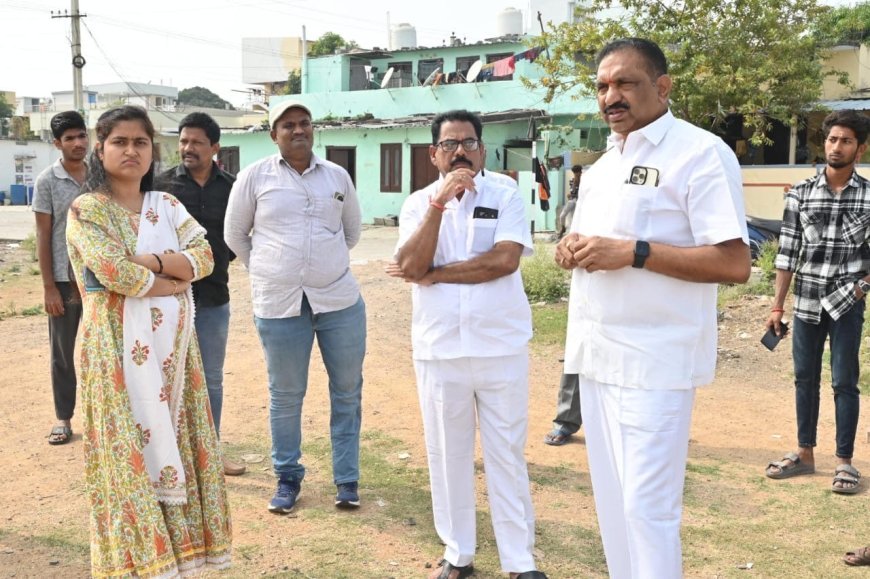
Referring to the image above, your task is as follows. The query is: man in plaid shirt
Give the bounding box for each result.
[765,109,870,495]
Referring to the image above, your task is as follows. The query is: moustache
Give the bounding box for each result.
[604,103,630,114]
[183,153,200,160]
[451,157,472,168]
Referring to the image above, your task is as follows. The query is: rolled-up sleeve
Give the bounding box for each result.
[341,172,362,250]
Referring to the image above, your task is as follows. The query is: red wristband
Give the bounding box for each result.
[771,308,785,313]
[429,200,446,212]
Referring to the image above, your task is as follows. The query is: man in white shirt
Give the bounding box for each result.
[555,38,750,578]
[388,110,546,579]
[225,100,366,514]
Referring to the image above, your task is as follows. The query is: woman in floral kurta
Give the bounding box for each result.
[66,106,231,578]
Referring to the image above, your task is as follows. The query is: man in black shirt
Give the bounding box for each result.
[155,112,245,476]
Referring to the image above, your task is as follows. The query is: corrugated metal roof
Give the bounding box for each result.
[818,99,870,111]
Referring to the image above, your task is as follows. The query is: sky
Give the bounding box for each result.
[2,0,559,108]
[2,0,859,109]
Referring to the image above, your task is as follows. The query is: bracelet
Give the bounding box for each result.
[171,279,178,295]
[152,253,163,274]
[771,308,785,313]
[429,200,446,212]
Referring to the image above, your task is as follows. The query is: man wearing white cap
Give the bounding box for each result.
[225,100,366,514]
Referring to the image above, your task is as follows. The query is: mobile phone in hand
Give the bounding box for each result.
[761,321,789,351]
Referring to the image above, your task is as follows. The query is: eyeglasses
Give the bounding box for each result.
[435,138,481,152]
[826,136,857,146]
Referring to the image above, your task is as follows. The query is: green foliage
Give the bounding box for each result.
[309,32,359,57]
[177,86,234,110]
[813,1,870,45]
[532,0,848,145]
[285,69,302,95]
[521,245,571,303]
[0,94,13,118]
[531,303,569,347]
[21,233,37,262]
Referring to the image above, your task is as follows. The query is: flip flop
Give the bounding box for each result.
[832,464,861,495]
[48,425,73,445]
[544,428,572,446]
[844,546,870,566]
[765,452,814,479]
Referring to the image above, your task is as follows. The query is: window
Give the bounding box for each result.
[418,58,444,85]
[486,52,514,81]
[380,144,402,192]
[456,56,479,81]
[386,62,412,87]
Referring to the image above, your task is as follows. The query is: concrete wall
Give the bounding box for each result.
[0,139,59,202]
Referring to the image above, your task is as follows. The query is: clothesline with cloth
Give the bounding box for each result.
[478,46,544,80]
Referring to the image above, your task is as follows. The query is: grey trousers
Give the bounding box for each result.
[49,282,82,420]
[552,373,582,434]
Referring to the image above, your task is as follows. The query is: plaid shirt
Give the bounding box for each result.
[775,170,870,323]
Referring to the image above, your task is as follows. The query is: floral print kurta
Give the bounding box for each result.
[66,191,231,578]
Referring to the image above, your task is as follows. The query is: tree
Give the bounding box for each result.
[177,86,234,110]
[0,94,13,119]
[309,32,359,57]
[532,0,849,145]
[285,69,302,95]
[812,1,870,45]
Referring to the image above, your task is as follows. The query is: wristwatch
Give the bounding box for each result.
[632,240,650,269]
[858,279,870,296]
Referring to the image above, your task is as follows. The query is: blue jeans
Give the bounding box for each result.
[254,295,366,484]
[195,303,230,436]
[792,300,864,459]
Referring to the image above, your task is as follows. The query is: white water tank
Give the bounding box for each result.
[391,23,417,49]
[496,7,524,37]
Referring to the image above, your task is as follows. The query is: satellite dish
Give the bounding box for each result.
[422,67,441,87]
[381,67,395,89]
[466,60,483,82]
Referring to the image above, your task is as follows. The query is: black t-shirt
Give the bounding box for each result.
[154,163,235,308]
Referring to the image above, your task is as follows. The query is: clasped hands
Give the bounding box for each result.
[555,233,634,272]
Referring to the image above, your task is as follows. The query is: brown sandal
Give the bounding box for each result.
[844,546,870,566]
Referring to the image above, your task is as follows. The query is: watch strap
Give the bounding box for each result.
[632,240,650,269]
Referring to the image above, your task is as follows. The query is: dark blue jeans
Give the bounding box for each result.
[792,300,864,459]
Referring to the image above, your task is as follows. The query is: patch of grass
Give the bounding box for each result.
[718,240,778,308]
[0,302,17,320]
[29,266,40,276]
[20,233,37,262]
[21,304,43,316]
[8,264,21,273]
[521,243,570,303]
[530,303,568,347]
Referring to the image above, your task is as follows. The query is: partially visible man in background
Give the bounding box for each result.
[33,111,88,446]
[155,112,245,476]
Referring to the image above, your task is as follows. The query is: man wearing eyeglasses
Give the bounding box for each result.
[765,109,870,500]
[387,110,546,579]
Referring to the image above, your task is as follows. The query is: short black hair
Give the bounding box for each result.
[822,109,870,144]
[431,110,483,145]
[596,38,668,79]
[571,164,583,173]
[50,111,86,140]
[178,112,221,145]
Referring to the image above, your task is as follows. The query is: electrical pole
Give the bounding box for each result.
[52,0,87,113]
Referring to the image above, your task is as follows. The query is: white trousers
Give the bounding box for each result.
[414,353,536,572]
[580,378,695,579]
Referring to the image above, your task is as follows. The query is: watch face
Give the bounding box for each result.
[860,280,870,293]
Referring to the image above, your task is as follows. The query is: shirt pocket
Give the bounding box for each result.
[799,211,824,245]
[471,218,497,254]
[611,184,658,239]
[842,211,870,246]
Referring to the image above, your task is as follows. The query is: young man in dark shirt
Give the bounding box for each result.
[155,112,245,476]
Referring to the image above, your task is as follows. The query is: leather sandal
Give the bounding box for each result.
[434,559,474,579]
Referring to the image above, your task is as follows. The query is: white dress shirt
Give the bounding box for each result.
[225,153,362,318]
[396,171,534,360]
[564,111,748,389]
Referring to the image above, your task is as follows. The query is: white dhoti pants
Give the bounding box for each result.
[414,353,536,572]
[580,378,695,579]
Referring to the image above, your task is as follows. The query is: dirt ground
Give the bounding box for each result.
[1,231,868,578]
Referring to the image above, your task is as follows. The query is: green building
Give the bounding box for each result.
[221,36,606,230]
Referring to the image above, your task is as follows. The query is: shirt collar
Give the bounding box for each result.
[606,110,675,150]
[278,153,323,175]
[52,158,87,181]
[174,161,230,183]
[815,168,864,193]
